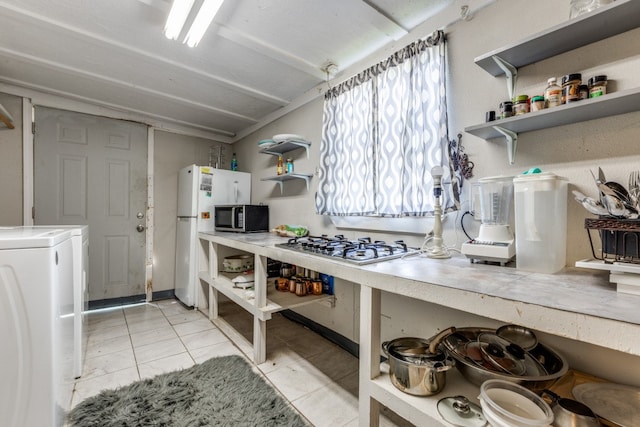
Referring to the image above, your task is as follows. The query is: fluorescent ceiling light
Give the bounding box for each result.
[164,0,195,40]
[184,0,224,48]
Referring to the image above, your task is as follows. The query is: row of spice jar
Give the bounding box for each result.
[489,73,609,121]
[275,276,324,296]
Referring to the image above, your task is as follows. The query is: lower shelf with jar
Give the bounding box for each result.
[197,236,334,363]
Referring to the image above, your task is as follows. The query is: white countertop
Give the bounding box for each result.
[199,231,640,356]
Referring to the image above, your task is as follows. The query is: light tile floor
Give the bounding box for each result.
[71,297,410,427]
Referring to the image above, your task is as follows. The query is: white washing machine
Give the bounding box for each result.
[0,227,75,427]
[9,226,88,378]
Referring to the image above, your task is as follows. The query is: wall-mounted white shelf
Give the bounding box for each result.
[0,103,15,129]
[261,173,314,193]
[475,0,640,77]
[259,139,311,159]
[465,87,640,163]
[467,0,640,164]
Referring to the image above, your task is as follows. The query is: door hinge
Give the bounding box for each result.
[32,206,35,220]
[31,121,35,134]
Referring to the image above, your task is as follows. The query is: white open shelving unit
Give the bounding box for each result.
[197,234,334,363]
[197,231,640,426]
[464,0,640,164]
[259,139,314,193]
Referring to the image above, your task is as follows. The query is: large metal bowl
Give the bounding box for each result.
[441,327,568,392]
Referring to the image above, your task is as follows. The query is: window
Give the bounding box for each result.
[315,31,458,218]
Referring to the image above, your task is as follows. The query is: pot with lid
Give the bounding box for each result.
[442,327,568,392]
[382,328,455,396]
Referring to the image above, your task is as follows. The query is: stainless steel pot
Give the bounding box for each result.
[442,327,568,392]
[541,390,602,427]
[382,336,455,396]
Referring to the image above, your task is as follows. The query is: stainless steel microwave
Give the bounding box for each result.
[214,204,269,233]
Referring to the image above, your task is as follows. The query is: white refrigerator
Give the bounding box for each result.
[174,164,251,307]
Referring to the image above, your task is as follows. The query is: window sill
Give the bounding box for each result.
[329,215,449,235]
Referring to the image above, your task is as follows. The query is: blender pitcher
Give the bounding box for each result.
[462,176,515,265]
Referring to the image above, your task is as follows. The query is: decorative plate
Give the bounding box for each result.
[272,133,305,143]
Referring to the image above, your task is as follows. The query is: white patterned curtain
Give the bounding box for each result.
[316,31,455,217]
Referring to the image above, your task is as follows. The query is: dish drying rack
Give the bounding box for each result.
[576,218,640,295]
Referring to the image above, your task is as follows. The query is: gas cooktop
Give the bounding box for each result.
[275,235,419,265]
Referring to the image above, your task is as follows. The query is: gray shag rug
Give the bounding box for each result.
[67,355,309,427]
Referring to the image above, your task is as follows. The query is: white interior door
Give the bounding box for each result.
[33,107,148,302]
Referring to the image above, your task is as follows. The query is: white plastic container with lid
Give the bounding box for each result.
[513,172,568,274]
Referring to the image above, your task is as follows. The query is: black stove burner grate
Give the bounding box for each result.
[278,235,417,265]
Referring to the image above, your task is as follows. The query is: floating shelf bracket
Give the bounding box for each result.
[493,126,518,165]
[492,55,517,99]
[262,140,311,159]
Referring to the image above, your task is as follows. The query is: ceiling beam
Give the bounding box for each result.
[215,24,327,81]
[0,46,258,125]
[360,0,409,39]
[0,2,290,107]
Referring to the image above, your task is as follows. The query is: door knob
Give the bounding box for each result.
[136,224,145,232]
[137,212,145,219]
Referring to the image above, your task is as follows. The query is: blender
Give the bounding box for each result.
[461,176,515,265]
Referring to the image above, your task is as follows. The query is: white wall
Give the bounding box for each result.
[232,0,640,386]
[0,93,23,225]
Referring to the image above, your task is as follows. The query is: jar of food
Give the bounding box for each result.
[513,95,530,115]
[544,77,562,108]
[562,73,582,103]
[530,96,545,112]
[579,85,589,100]
[285,158,294,174]
[499,101,513,119]
[588,75,608,98]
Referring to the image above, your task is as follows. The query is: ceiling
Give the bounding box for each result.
[0,0,454,142]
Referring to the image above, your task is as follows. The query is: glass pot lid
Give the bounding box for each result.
[437,395,486,427]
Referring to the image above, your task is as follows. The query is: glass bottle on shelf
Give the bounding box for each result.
[230,153,238,171]
[276,155,284,175]
[286,158,294,174]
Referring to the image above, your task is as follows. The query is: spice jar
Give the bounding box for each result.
[530,96,545,112]
[513,95,530,115]
[579,85,589,100]
[285,158,294,174]
[588,75,608,98]
[544,77,562,108]
[499,101,513,119]
[561,73,582,103]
